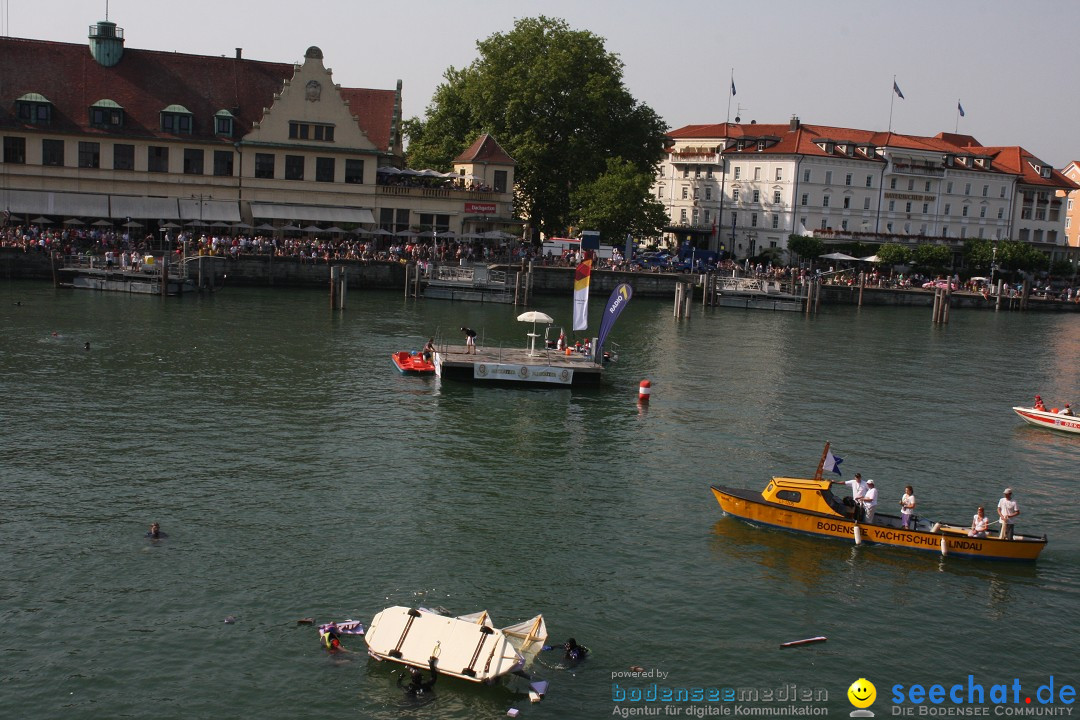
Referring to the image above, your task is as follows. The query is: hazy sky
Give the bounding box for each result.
[8,0,1080,166]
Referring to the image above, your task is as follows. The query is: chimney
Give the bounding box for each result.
[235,48,243,60]
[789,115,800,131]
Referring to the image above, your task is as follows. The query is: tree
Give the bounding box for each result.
[912,243,952,272]
[963,238,994,273]
[787,235,823,262]
[876,243,912,267]
[569,158,668,241]
[404,17,669,239]
[996,240,1048,274]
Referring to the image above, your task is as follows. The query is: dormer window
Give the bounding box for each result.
[756,139,766,151]
[16,93,52,125]
[89,99,124,128]
[1042,166,1052,179]
[160,104,193,134]
[735,140,746,151]
[214,109,236,137]
[943,154,955,167]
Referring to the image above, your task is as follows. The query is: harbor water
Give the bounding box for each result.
[1,280,1078,719]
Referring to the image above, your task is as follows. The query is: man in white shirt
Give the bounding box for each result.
[997,488,1020,540]
[836,473,868,522]
[861,479,879,523]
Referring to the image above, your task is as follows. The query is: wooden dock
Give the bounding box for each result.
[435,344,604,386]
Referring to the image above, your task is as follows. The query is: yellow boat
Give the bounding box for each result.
[710,448,1047,562]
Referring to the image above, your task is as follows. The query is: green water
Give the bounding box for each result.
[1,281,1078,719]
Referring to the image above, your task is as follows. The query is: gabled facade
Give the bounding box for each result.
[0,18,519,237]
[657,117,1078,264]
[1059,161,1080,249]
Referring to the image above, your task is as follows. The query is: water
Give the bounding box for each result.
[1,280,1078,719]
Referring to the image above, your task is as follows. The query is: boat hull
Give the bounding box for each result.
[392,351,435,375]
[1012,406,1080,435]
[710,485,1046,561]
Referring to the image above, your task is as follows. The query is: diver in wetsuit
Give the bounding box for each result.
[398,656,438,696]
[563,638,588,662]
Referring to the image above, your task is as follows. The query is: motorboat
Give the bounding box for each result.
[365,606,547,683]
[392,351,435,375]
[1012,406,1080,435]
[709,446,1047,561]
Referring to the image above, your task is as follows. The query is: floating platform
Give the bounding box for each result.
[56,266,195,295]
[435,345,604,386]
[422,263,518,303]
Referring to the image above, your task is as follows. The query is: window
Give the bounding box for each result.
[705,187,712,201]
[161,111,192,134]
[822,195,830,208]
[17,99,51,124]
[682,167,689,178]
[183,148,204,175]
[288,122,335,142]
[3,136,26,164]
[980,207,987,218]
[775,168,782,181]
[825,171,832,184]
[213,150,234,177]
[982,185,989,197]
[734,167,741,180]
[821,218,828,230]
[773,191,781,204]
[148,146,169,173]
[78,141,100,169]
[90,104,123,128]
[732,189,739,202]
[801,193,808,206]
[842,220,848,230]
[863,197,871,210]
[997,208,1004,219]
[944,204,951,215]
[215,114,234,137]
[887,222,893,232]
[692,209,699,224]
[706,167,714,179]
[345,159,364,184]
[905,202,912,213]
[946,182,953,194]
[285,155,305,181]
[731,212,738,227]
[803,169,810,182]
[907,179,914,191]
[254,153,275,179]
[926,181,932,192]
[42,139,64,166]
[964,183,971,195]
[845,173,852,186]
[692,188,698,200]
[753,167,761,180]
[752,190,760,203]
[1000,186,1006,198]
[772,215,779,229]
[113,143,134,170]
[680,209,687,222]
[922,203,929,214]
[751,213,758,227]
[694,167,701,178]
[843,197,851,209]
[316,157,335,182]
[866,175,873,188]
[890,178,897,189]
[681,187,688,200]
[494,170,508,193]
[889,200,895,211]
[962,205,970,217]
[418,213,451,232]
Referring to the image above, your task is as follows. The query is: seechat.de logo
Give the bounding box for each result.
[847,677,876,717]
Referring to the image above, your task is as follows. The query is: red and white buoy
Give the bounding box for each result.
[638,380,652,403]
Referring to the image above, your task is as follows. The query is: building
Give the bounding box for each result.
[1061,161,1080,249]
[656,117,1078,266]
[0,17,518,240]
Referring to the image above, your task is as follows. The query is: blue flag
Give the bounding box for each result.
[957,101,965,117]
[893,80,904,100]
[823,450,844,476]
[595,283,633,360]
[731,79,736,96]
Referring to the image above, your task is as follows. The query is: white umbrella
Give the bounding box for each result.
[859,254,882,263]
[517,311,554,356]
[820,251,858,261]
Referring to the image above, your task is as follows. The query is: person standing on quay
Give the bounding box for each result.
[460,327,476,354]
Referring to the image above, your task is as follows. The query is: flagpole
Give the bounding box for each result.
[955,100,960,134]
[888,74,896,133]
[725,68,733,124]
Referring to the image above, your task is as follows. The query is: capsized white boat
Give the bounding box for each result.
[1012,406,1080,435]
[365,606,547,683]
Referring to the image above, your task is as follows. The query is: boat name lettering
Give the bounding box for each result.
[816,521,853,535]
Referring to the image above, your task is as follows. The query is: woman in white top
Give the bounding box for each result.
[969,507,990,538]
[900,486,916,530]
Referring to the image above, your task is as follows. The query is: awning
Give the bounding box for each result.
[249,202,375,224]
[177,198,241,222]
[109,196,180,220]
[0,189,109,217]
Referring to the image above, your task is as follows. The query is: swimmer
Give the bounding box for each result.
[398,656,438,696]
[562,637,588,662]
[145,522,166,539]
[84,342,90,351]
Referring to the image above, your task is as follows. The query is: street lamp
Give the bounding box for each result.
[990,244,998,294]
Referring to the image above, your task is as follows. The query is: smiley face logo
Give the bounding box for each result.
[847,677,876,709]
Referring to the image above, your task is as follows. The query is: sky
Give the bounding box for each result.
[7,0,1080,167]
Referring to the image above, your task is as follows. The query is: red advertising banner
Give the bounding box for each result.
[465,202,497,214]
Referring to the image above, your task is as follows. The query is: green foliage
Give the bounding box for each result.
[786,235,823,260]
[963,238,994,272]
[911,243,952,271]
[403,16,668,238]
[875,243,911,266]
[996,240,1048,273]
[569,158,668,240]
[1050,259,1075,277]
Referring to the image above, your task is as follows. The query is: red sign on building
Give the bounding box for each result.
[465,202,497,214]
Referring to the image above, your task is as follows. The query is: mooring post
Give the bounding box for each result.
[858,271,865,307]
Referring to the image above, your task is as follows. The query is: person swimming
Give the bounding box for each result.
[398,656,438,696]
[145,522,166,539]
[562,638,588,662]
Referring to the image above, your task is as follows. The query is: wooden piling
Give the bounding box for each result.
[160,255,168,297]
[858,272,865,307]
[404,263,411,299]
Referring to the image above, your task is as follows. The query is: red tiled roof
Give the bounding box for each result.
[453,133,515,165]
[0,36,396,151]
